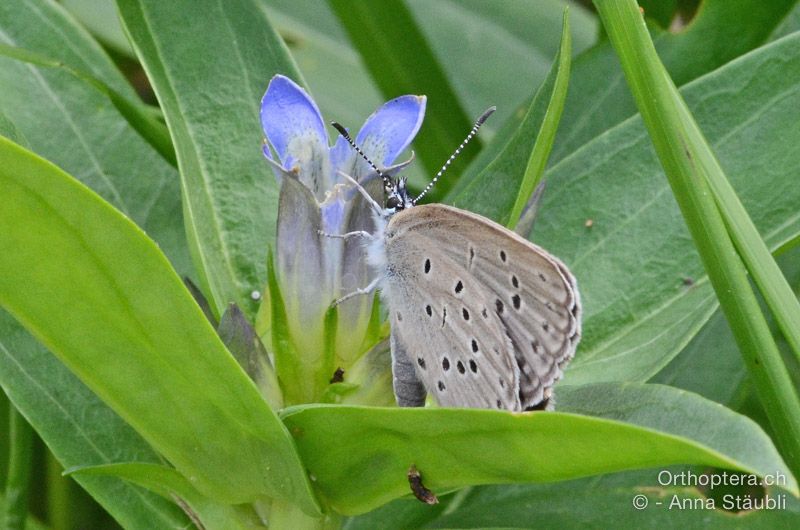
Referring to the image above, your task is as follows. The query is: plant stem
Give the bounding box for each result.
[594,0,800,478]
[3,405,33,530]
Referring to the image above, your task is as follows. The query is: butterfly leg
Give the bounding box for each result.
[331,275,381,307]
[317,229,374,241]
[336,170,384,215]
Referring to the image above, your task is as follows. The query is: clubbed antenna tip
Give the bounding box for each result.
[331,121,351,140]
[413,106,496,204]
[476,106,496,126]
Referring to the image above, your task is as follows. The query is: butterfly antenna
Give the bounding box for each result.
[413,106,496,205]
[331,122,392,190]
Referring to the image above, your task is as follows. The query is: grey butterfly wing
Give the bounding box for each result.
[387,204,581,410]
[390,331,426,407]
[383,208,521,410]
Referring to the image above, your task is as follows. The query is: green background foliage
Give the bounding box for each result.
[1,0,800,528]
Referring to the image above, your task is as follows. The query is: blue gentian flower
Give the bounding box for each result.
[260,75,425,403]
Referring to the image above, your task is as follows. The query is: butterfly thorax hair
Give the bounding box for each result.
[366,176,412,280]
[384,176,414,213]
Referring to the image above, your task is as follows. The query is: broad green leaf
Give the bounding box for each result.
[406,0,596,125]
[0,1,192,525]
[426,469,800,529]
[69,463,264,530]
[281,383,795,515]
[0,138,318,513]
[550,0,797,165]
[0,311,190,530]
[449,8,571,229]
[62,0,135,57]
[0,1,137,98]
[327,0,479,199]
[532,32,800,385]
[0,0,189,275]
[596,0,800,476]
[343,496,446,530]
[770,3,800,41]
[653,238,800,409]
[0,43,174,166]
[637,0,678,29]
[116,0,303,318]
[650,311,748,407]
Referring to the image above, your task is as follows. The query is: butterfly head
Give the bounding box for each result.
[331,105,495,213]
[385,177,414,213]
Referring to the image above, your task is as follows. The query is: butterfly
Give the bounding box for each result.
[331,108,581,411]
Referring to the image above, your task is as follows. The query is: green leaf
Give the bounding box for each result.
[0,311,190,529]
[551,0,797,165]
[0,137,318,513]
[0,1,137,99]
[0,0,189,275]
[650,311,748,407]
[265,250,304,405]
[653,242,800,409]
[217,303,282,410]
[265,0,597,191]
[770,3,800,41]
[0,43,175,167]
[532,31,800,386]
[595,0,800,478]
[68,463,264,530]
[0,494,48,530]
[266,0,596,143]
[427,469,800,528]
[448,8,572,229]
[281,383,795,515]
[327,0,477,200]
[405,0,597,124]
[116,0,304,318]
[0,1,193,525]
[61,0,136,57]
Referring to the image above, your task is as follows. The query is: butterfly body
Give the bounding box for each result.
[331,108,580,411]
[368,202,581,411]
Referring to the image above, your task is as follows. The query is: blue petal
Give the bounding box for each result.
[329,134,351,176]
[320,185,347,235]
[355,95,426,166]
[260,75,329,163]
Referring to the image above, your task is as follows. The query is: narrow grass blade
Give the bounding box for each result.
[594,0,800,478]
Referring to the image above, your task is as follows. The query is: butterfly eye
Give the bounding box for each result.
[386,196,403,210]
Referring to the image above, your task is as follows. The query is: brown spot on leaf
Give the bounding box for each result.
[408,465,439,505]
[329,367,345,384]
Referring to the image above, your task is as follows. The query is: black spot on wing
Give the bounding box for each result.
[495,299,504,314]
[512,294,521,310]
